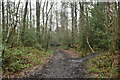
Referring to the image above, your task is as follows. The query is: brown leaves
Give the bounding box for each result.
[91,73,99,77]
[86,52,119,78]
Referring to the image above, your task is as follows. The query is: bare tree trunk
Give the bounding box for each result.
[45,1,48,33]
[42,2,46,35]
[45,2,53,33]
[79,2,84,31]
[49,6,52,32]
[71,3,75,45]
[74,2,77,33]
[29,0,32,28]
[27,11,29,28]
[85,4,95,53]
[45,3,53,51]
[0,0,2,52]
[118,1,120,50]
[79,2,84,48]
[86,37,95,53]
[118,0,120,31]
[36,0,42,42]
[60,2,66,30]
[45,2,54,51]
[55,7,60,43]
[2,0,5,35]
[21,0,28,45]
[17,10,21,44]
[5,0,20,44]
[55,10,58,31]
[118,2,120,26]
[9,1,11,28]
[36,0,40,38]
[6,0,9,32]
[0,1,2,77]
[74,2,78,44]
[2,0,20,66]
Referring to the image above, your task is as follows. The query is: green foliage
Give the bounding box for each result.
[23,28,38,47]
[3,47,53,73]
[3,48,30,72]
[60,45,69,50]
[86,53,119,78]
[88,4,108,50]
[51,30,71,47]
[34,44,43,50]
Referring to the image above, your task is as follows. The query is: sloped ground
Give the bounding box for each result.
[25,49,100,78]
[86,52,119,78]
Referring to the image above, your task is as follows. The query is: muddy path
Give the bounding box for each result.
[25,49,100,78]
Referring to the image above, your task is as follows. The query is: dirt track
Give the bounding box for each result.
[25,49,100,78]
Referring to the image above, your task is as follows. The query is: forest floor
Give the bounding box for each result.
[25,49,100,78]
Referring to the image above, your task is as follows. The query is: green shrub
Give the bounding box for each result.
[34,44,43,50]
[3,46,53,74]
[60,45,69,50]
[23,28,37,47]
[3,48,30,72]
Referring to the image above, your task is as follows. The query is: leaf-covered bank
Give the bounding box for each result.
[2,47,53,78]
[86,52,119,78]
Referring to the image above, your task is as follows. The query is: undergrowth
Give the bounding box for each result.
[2,47,53,77]
[86,52,119,78]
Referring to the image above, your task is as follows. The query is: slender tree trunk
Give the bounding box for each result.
[71,3,75,45]
[60,2,67,30]
[74,2,78,44]
[118,3,120,34]
[74,2,77,33]
[0,1,1,36]
[55,8,60,43]
[0,1,3,74]
[36,0,42,42]
[49,6,52,32]
[21,0,28,45]
[118,2,120,26]
[30,0,32,28]
[17,11,21,44]
[86,37,95,53]
[85,4,94,52]
[0,0,1,32]
[42,2,45,35]
[56,10,58,31]
[45,4,53,51]
[2,0,20,66]
[5,0,20,44]
[118,1,120,50]
[9,2,11,28]
[27,12,29,28]
[36,1,40,39]
[45,3,54,51]
[6,0,9,32]
[45,2,48,33]
[2,0,5,36]
[79,2,84,48]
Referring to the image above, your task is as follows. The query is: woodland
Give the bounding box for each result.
[0,0,120,78]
